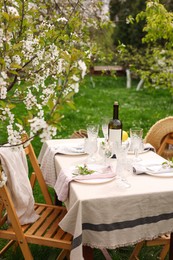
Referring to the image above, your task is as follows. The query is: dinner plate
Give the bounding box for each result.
[58,146,86,155]
[75,176,116,184]
[145,171,173,177]
[62,151,86,156]
[128,148,150,155]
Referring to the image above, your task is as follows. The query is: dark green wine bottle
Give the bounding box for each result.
[108,101,122,157]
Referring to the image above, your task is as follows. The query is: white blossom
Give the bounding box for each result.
[0,86,7,99]
[72,75,80,82]
[7,6,19,16]
[78,60,87,78]
[1,72,8,79]
[57,17,68,23]
[71,83,79,93]
[13,55,21,65]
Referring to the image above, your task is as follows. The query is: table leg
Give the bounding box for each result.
[83,246,94,260]
[169,232,173,260]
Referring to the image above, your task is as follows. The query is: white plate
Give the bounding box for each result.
[145,171,173,177]
[75,176,116,184]
[128,148,150,155]
[61,152,86,156]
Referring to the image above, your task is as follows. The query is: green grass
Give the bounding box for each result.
[58,75,172,139]
[0,75,172,259]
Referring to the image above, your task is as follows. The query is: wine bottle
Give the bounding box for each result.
[108,101,122,158]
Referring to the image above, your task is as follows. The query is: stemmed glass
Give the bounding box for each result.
[130,128,143,162]
[85,124,99,163]
[101,117,109,141]
[114,141,131,189]
[99,140,113,166]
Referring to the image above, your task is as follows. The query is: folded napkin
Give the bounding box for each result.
[133,161,173,175]
[54,164,116,202]
[40,143,85,187]
[129,142,155,153]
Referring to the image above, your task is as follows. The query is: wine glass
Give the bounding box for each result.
[115,141,131,189]
[99,140,113,166]
[101,117,109,141]
[130,128,143,162]
[87,124,99,139]
[85,124,99,163]
[84,137,98,163]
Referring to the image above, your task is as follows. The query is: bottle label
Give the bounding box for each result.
[109,129,122,154]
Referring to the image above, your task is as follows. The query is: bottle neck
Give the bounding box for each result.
[113,103,119,119]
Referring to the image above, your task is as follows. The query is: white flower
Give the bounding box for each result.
[0,86,7,99]
[71,83,79,93]
[24,90,37,110]
[72,75,80,82]
[78,60,87,78]
[1,71,7,79]
[4,56,11,68]
[57,17,68,23]
[13,55,21,64]
[7,6,19,16]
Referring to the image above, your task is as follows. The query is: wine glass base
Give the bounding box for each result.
[132,157,142,162]
[116,178,131,189]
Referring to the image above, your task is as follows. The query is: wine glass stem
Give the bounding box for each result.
[134,149,138,158]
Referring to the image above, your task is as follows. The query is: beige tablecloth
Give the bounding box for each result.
[39,139,173,260]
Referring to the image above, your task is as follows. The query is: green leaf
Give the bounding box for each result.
[10,63,22,69]
[2,12,9,21]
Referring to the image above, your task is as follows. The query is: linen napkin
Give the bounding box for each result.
[133,160,173,175]
[128,142,155,153]
[54,164,116,202]
[39,143,85,187]
[0,147,40,225]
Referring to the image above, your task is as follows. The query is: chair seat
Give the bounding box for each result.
[0,203,72,250]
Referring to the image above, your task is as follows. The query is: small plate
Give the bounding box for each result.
[75,176,116,184]
[61,151,86,156]
[128,148,150,155]
[145,171,173,177]
[58,146,86,155]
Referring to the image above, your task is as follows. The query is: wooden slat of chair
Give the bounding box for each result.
[130,235,170,260]
[22,134,53,205]
[157,133,173,157]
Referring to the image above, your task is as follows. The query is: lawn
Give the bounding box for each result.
[0,75,172,259]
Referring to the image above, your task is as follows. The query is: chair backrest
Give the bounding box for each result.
[22,134,53,205]
[70,129,87,138]
[144,116,173,159]
[157,133,173,158]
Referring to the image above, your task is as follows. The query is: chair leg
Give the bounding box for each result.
[129,241,145,260]
[0,240,16,256]
[100,248,112,260]
[56,249,70,260]
[159,244,170,260]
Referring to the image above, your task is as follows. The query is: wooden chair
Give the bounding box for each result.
[70,129,87,138]
[130,119,173,260]
[157,132,173,159]
[144,116,173,159]
[130,234,170,260]
[0,135,72,259]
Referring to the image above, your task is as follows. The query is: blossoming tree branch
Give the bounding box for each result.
[0,0,111,145]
